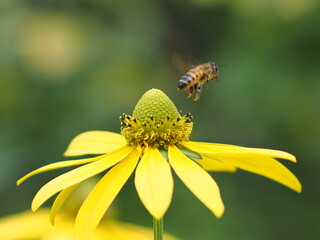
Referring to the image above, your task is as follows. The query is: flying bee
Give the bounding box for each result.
[177,62,220,101]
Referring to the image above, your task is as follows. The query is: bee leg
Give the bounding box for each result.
[202,73,209,89]
[194,83,203,101]
[200,74,210,89]
[187,86,194,98]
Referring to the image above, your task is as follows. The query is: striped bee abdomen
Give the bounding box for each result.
[177,70,200,90]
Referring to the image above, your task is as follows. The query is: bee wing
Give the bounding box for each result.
[185,55,201,67]
[172,54,199,73]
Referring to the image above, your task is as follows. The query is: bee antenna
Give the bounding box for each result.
[219,64,227,68]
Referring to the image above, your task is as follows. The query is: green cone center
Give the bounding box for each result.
[132,89,180,124]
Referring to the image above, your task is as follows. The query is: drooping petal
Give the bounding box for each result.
[203,154,302,192]
[17,155,105,186]
[168,145,224,218]
[135,147,174,219]
[32,146,133,212]
[184,141,297,162]
[75,149,140,240]
[64,131,127,157]
[184,142,301,192]
[199,155,237,172]
[50,184,79,225]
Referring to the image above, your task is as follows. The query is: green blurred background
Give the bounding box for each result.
[1,0,319,239]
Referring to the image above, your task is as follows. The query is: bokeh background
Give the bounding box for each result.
[1,0,319,239]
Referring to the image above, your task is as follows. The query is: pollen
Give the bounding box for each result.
[120,89,193,148]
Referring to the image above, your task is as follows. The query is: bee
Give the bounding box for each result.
[177,62,220,101]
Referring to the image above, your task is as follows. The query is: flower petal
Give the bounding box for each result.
[168,145,224,218]
[185,141,301,192]
[184,141,297,162]
[199,155,237,172]
[31,146,133,212]
[17,155,104,186]
[50,184,79,225]
[135,147,173,219]
[75,149,140,240]
[204,154,302,192]
[64,131,127,157]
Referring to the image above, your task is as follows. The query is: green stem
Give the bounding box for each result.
[153,217,163,240]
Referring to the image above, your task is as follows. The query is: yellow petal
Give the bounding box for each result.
[135,147,173,219]
[75,149,140,240]
[32,146,133,212]
[185,142,301,192]
[204,154,302,193]
[168,145,224,218]
[0,210,51,239]
[199,155,237,172]
[17,155,104,186]
[184,141,297,162]
[50,184,79,225]
[64,131,127,157]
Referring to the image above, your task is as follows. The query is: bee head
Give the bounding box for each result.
[211,63,219,73]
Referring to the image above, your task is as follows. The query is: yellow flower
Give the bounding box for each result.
[0,209,181,240]
[18,88,301,240]
[4,180,179,240]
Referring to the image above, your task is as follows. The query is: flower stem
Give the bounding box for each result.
[153,217,163,240]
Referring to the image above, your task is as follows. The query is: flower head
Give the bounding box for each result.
[18,88,301,240]
[120,89,193,148]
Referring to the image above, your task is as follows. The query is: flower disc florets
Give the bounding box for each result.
[120,89,193,148]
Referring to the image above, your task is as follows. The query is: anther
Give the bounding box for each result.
[150,115,154,121]
[167,116,171,120]
[177,117,181,121]
[133,118,137,123]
